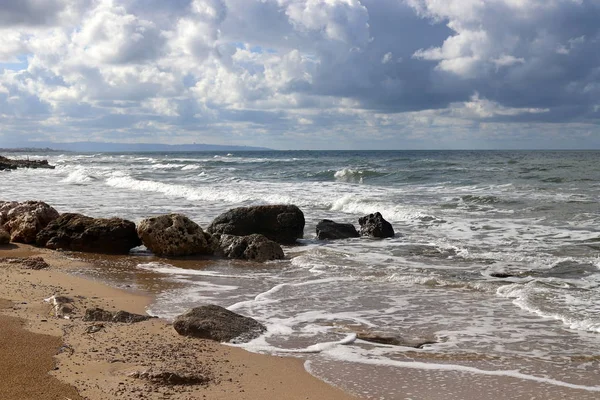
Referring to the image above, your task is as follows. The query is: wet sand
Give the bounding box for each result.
[0,244,356,400]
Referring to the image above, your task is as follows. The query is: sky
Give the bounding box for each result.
[1,0,600,150]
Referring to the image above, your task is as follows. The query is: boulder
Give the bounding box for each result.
[83,307,153,323]
[173,305,266,343]
[216,234,284,262]
[36,213,141,254]
[0,201,19,225]
[207,205,305,244]
[358,212,395,238]
[137,214,217,257]
[0,228,9,244]
[316,219,360,240]
[2,201,59,243]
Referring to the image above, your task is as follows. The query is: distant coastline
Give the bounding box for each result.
[0,142,272,153]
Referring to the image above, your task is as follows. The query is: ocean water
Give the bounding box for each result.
[2,150,600,399]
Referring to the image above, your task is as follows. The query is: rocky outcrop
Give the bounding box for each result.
[316,219,360,240]
[130,369,210,386]
[216,233,284,262]
[1,201,60,243]
[83,307,153,323]
[0,155,55,170]
[36,213,141,254]
[207,205,305,244]
[0,256,50,270]
[0,228,9,244]
[173,305,266,343]
[358,212,395,238]
[137,214,217,257]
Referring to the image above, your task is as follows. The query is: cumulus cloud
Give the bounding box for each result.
[0,0,599,149]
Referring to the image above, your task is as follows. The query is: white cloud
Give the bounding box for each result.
[0,0,599,149]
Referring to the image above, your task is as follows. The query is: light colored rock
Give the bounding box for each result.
[2,201,60,244]
[137,214,217,257]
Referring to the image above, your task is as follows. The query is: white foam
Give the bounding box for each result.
[305,349,600,392]
[61,168,98,184]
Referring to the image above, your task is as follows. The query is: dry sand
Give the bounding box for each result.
[0,244,356,400]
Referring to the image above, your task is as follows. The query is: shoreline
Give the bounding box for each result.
[0,243,356,400]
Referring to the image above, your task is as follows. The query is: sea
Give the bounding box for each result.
[2,150,600,399]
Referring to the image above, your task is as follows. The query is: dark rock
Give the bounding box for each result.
[85,323,105,334]
[36,213,141,254]
[216,233,284,262]
[316,219,360,240]
[82,307,153,323]
[357,332,436,348]
[207,205,305,244]
[0,228,9,244]
[490,272,516,279]
[173,304,266,343]
[131,369,210,386]
[0,155,55,170]
[358,212,395,238]
[0,256,50,270]
[1,201,60,244]
[137,214,217,257]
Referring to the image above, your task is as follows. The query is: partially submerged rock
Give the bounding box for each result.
[36,213,141,254]
[137,214,217,257]
[1,201,59,243]
[356,332,436,348]
[358,212,395,238]
[207,205,305,244]
[173,305,266,343]
[216,233,284,262]
[316,219,360,240]
[82,307,153,323]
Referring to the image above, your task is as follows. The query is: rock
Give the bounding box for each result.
[358,212,395,238]
[0,256,50,270]
[131,369,210,386]
[356,332,436,348]
[316,219,360,240]
[173,304,266,343]
[0,201,19,225]
[44,295,75,319]
[36,213,141,254]
[137,214,217,257]
[0,228,9,244]
[1,201,59,244]
[216,234,284,262]
[207,205,305,244]
[490,272,516,279]
[0,155,55,170]
[82,307,153,323]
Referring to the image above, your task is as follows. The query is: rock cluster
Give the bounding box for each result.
[36,213,141,254]
[0,155,55,170]
[173,304,266,343]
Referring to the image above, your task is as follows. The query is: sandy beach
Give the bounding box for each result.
[0,243,356,400]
